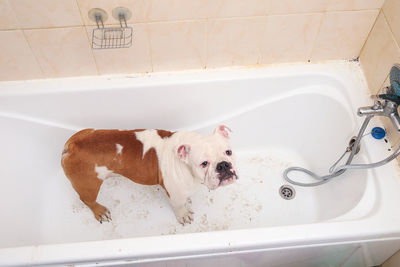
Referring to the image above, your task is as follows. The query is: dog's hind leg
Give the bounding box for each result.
[68,171,111,223]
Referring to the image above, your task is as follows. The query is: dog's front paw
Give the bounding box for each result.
[174,206,194,225]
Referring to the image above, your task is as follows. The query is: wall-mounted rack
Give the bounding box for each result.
[88,7,133,49]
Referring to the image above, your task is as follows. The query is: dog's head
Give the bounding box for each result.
[177,125,238,190]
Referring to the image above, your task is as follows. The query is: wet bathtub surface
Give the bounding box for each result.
[33,151,319,246]
[31,142,369,248]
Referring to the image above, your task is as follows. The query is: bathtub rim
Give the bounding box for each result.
[0,61,368,97]
[1,204,400,267]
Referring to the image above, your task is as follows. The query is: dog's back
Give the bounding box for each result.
[61,128,173,222]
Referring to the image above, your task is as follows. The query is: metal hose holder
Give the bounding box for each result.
[283,64,400,187]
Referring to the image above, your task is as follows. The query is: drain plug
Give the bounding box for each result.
[279,185,295,200]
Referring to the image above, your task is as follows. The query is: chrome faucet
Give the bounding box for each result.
[283,64,400,187]
[357,87,400,131]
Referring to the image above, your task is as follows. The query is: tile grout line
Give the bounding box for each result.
[358,7,395,96]
[306,0,332,61]
[382,8,400,51]
[308,12,325,61]
[0,24,88,31]
[381,11,400,140]
[375,73,389,95]
[0,9,384,32]
[6,0,45,77]
[143,0,154,73]
[20,30,46,77]
[325,0,333,10]
[146,26,155,73]
[205,0,209,69]
[376,9,400,91]
[257,16,268,65]
[75,0,100,75]
[358,9,382,62]
[0,3,386,81]
[365,7,400,147]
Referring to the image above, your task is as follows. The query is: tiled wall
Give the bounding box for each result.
[359,0,400,144]
[0,0,383,81]
[360,0,400,94]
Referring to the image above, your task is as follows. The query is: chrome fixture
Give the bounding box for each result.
[359,89,400,132]
[283,64,400,187]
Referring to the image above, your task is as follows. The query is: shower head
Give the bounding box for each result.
[374,64,400,105]
[389,64,400,96]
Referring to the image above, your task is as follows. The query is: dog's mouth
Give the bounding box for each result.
[218,169,238,187]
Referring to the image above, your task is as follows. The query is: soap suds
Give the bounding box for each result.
[71,151,317,240]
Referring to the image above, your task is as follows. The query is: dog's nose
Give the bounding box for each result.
[216,161,231,172]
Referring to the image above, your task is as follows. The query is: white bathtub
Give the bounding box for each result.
[1,62,400,266]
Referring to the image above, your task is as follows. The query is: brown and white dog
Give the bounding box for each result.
[61,125,238,224]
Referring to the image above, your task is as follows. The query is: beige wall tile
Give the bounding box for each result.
[208,0,329,18]
[87,24,152,74]
[207,18,264,68]
[383,249,400,267]
[360,12,400,93]
[0,0,19,29]
[312,10,378,61]
[146,0,206,21]
[378,74,391,94]
[260,14,322,64]
[207,0,267,18]
[148,21,206,72]
[327,0,385,11]
[10,0,82,28]
[383,0,400,45]
[0,30,43,81]
[24,27,97,78]
[266,0,329,15]
[77,0,147,26]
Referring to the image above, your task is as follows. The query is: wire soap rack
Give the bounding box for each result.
[88,7,133,49]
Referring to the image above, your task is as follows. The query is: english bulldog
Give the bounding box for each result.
[61,125,238,224]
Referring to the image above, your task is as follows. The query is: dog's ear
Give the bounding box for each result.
[213,125,232,138]
[177,144,191,161]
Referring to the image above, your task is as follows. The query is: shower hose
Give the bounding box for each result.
[283,115,400,187]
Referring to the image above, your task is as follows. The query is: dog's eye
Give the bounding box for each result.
[225,150,232,156]
[201,161,208,168]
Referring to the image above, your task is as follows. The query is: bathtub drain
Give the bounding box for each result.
[279,185,295,200]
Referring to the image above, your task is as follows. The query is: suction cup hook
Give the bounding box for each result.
[88,8,108,26]
[112,7,132,26]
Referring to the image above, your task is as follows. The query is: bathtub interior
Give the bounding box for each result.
[0,72,379,249]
